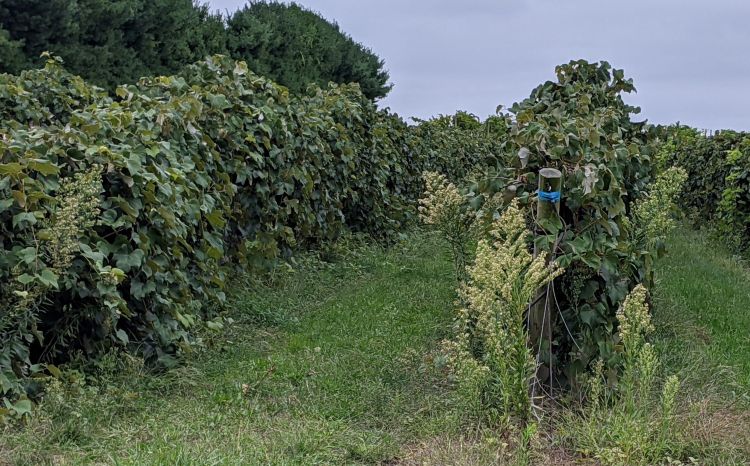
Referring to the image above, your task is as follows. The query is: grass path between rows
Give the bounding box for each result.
[2,226,750,465]
[653,226,750,390]
[2,234,465,465]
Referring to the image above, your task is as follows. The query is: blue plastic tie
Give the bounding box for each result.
[537,190,561,203]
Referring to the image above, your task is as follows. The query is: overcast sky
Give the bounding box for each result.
[208,0,749,130]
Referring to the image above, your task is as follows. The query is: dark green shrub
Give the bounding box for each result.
[0,55,499,408]
[467,60,659,385]
[717,138,750,250]
[659,126,750,252]
[410,113,503,182]
[661,127,733,221]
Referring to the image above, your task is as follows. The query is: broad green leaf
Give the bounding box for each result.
[27,160,59,176]
[205,210,226,229]
[115,329,129,344]
[38,269,59,289]
[11,399,32,416]
[0,163,23,176]
[12,212,37,228]
[16,274,35,285]
[46,364,62,378]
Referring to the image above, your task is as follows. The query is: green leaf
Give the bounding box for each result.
[205,209,226,229]
[115,249,145,271]
[79,243,105,264]
[580,253,602,269]
[0,163,23,176]
[46,364,62,379]
[580,308,597,326]
[0,372,14,393]
[11,190,25,208]
[16,273,35,285]
[115,329,129,344]
[12,212,37,228]
[12,399,32,416]
[16,247,38,264]
[207,247,223,260]
[0,198,13,213]
[38,269,59,289]
[27,160,59,176]
[209,94,231,109]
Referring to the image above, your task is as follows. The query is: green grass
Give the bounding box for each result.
[653,226,750,390]
[552,225,750,466]
[1,233,475,465]
[2,226,750,465]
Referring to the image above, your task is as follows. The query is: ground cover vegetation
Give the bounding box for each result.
[657,125,750,253]
[2,227,748,465]
[0,54,502,410]
[415,61,748,464]
[0,6,748,461]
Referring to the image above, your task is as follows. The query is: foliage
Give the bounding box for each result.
[419,172,478,282]
[658,126,750,252]
[0,55,497,408]
[657,126,731,218]
[410,113,503,181]
[444,201,562,425]
[468,60,659,384]
[0,0,75,72]
[0,0,227,89]
[717,139,750,251]
[653,125,700,173]
[632,167,687,248]
[484,114,511,140]
[629,166,688,283]
[559,285,684,465]
[0,0,391,99]
[0,27,24,72]
[226,1,391,100]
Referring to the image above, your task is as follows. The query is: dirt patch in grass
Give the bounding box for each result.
[392,432,510,465]
[683,398,750,457]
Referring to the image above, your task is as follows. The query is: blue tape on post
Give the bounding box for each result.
[537,190,561,203]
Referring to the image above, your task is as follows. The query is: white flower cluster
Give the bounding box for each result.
[2,166,103,334]
[632,166,688,247]
[616,284,654,355]
[419,171,477,282]
[619,285,681,426]
[46,165,102,273]
[47,165,103,274]
[617,284,660,401]
[445,200,562,423]
[572,285,682,464]
[418,171,467,228]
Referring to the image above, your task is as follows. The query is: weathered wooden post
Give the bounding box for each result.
[529,167,562,384]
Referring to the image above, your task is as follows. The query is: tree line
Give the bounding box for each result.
[0,0,391,100]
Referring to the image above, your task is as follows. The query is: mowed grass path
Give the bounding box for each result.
[653,226,750,389]
[2,234,462,465]
[3,226,750,465]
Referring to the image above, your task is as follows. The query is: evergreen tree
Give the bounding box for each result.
[0,0,391,100]
[0,0,76,73]
[0,0,226,88]
[0,27,25,73]
[226,2,391,99]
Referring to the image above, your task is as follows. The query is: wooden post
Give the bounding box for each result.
[529,167,562,385]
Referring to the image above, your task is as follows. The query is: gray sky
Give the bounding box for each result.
[208,0,749,130]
